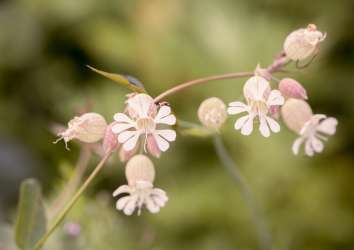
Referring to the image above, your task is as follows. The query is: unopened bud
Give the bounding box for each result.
[281,98,313,134]
[284,24,326,61]
[279,78,308,100]
[55,112,107,149]
[125,154,155,186]
[198,97,227,130]
[102,122,119,154]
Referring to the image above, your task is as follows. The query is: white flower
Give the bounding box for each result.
[112,94,177,152]
[113,155,168,215]
[292,115,338,156]
[113,181,168,216]
[227,76,284,137]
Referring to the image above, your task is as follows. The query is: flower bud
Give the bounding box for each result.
[281,98,313,134]
[102,122,119,154]
[278,78,308,100]
[284,24,326,61]
[198,97,227,130]
[125,154,155,186]
[55,112,107,149]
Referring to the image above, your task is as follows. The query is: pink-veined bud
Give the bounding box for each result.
[102,122,119,154]
[146,135,161,158]
[55,112,107,149]
[281,98,313,134]
[279,78,308,100]
[198,97,227,130]
[284,24,326,61]
[125,154,155,187]
[119,144,139,162]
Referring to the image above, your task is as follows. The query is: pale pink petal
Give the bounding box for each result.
[311,137,324,153]
[305,139,314,156]
[113,185,131,197]
[234,115,250,130]
[123,196,138,215]
[112,123,135,134]
[243,76,270,100]
[155,114,176,125]
[122,133,141,151]
[127,94,154,118]
[156,129,176,142]
[227,102,248,115]
[116,196,131,210]
[147,135,161,158]
[153,133,170,152]
[316,117,338,135]
[155,106,171,121]
[265,116,280,133]
[145,198,160,213]
[118,130,137,143]
[267,90,284,106]
[241,114,254,136]
[259,116,270,137]
[292,137,304,155]
[113,113,134,123]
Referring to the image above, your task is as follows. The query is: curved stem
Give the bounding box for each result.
[153,71,253,103]
[32,153,112,250]
[212,135,272,250]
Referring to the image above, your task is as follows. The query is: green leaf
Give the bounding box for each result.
[15,179,47,250]
[87,65,146,93]
[180,127,215,137]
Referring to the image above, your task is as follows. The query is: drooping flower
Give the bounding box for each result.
[284,24,326,61]
[198,97,227,130]
[55,112,107,149]
[281,98,338,156]
[113,154,168,215]
[112,94,176,155]
[227,76,284,137]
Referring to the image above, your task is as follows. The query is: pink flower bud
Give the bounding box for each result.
[278,78,308,100]
[55,112,107,149]
[146,135,161,158]
[198,97,227,130]
[281,98,313,134]
[102,122,119,154]
[284,24,326,61]
[125,154,155,186]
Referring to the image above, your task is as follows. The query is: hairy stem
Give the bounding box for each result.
[212,135,272,250]
[32,153,111,250]
[154,71,253,103]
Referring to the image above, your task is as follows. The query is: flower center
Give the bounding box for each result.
[136,118,156,133]
[250,100,268,115]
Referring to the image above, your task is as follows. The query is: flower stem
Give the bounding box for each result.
[153,71,254,103]
[32,152,112,250]
[212,135,272,250]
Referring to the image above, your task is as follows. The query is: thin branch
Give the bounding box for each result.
[212,135,272,250]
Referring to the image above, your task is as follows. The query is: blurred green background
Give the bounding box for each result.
[1,0,354,249]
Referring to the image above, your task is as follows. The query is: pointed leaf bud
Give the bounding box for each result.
[198,97,227,130]
[125,155,155,186]
[281,98,313,134]
[279,78,308,100]
[284,24,326,61]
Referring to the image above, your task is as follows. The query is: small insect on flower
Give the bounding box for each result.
[281,98,338,156]
[284,24,326,61]
[278,78,308,100]
[54,112,107,150]
[112,93,176,155]
[227,76,285,137]
[113,154,168,216]
[198,97,227,130]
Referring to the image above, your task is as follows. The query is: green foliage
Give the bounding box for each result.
[15,179,47,250]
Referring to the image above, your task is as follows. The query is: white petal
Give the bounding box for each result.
[227,102,248,115]
[317,117,338,135]
[123,196,138,215]
[153,133,170,152]
[112,123,135,134]
[267,90,284,106]
[311,137,324,153]
[265,116,280,133]
[155,106,171,120]
[116,196,131,210]
[118,130,137,143]
[292,137,304,155]
[151,191,168,207]
[156,129,176,142]
[305,139,314,156]
[259,116,270,137]
[114,113,134,123]
[243,76,270,100]
[113,185,131,197]
[234,115,249,130]
[234,114,254,135]
[145,198,160,213]
[122,132,141,151]
[127,94,154,118]
[156,114,176,125]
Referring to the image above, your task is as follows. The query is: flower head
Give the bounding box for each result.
[284,24,326,61]
[55,112,107,149]
[227,76,284,137]
[198,97,227,130]
[113,155,168,215]
[281,99,338,156]
[112,94,176,156]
